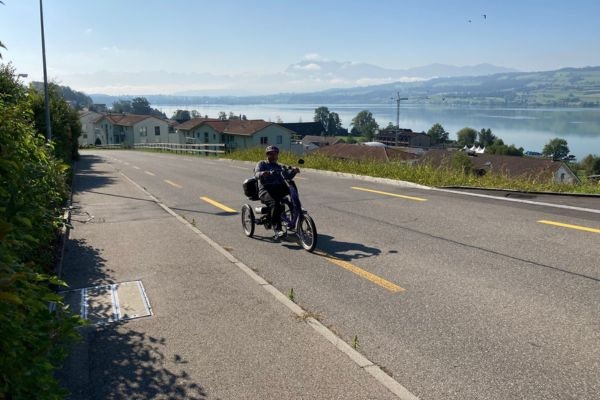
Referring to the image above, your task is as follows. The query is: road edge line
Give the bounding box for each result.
[115,166,419,400]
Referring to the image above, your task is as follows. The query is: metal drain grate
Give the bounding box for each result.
[61,280,152,325]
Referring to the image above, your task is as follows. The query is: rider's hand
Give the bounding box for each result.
[293,167,300,173]
[262,171,271,177]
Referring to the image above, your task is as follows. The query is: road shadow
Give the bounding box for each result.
[61,238,115,289]
[315,234,382,261]
[61,326,207,400]
[73,155,117,194]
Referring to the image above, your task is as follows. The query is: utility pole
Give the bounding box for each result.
[39,0,52,142]
[391,92,408,128]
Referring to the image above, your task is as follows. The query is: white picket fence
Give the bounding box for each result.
[133,143,226,155]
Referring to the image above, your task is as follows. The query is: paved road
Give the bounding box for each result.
[85,150,599,400]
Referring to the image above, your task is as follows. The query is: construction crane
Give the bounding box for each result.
[391,92,408,128]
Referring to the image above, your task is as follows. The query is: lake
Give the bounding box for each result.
[155,104,600,160]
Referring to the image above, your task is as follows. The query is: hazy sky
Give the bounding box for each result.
[2,0,599,95]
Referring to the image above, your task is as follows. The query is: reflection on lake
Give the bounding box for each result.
[155,104,600,159]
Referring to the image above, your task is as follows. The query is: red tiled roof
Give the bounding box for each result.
[93,114,164,126]
[174,118,222,131]
[177,119,273,136]
[418,149,575,180]
[315,143,419,162]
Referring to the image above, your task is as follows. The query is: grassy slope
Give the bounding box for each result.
[225,148,600,194]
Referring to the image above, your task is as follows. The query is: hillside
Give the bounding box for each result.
[89,66,600,108]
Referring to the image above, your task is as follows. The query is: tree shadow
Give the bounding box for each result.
[314,234,382,261]
[73,155,118,194]
[61,238,114,289]
[63,326,207,400]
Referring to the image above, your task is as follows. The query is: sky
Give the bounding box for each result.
[1,0,600,95]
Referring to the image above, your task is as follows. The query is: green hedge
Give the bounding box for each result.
[1,64,83,399]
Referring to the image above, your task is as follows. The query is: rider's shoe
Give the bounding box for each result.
[273,229,286,240]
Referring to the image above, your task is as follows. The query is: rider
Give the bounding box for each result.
[254,145,299,239]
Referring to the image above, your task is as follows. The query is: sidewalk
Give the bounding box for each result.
[58,153,402,399]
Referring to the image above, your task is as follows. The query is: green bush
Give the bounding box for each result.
[1,64,83,399]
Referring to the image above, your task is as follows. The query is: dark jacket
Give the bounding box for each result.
[254,160,295,197]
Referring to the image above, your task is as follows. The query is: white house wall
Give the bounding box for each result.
[78,112,102,146]
[132,118,169,145]
[248,125,292,150]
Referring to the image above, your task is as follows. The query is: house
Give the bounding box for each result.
[175,119,296,152]
[300,135,342,152]
[418,149,580,184]
[78,110,103,147]
[279,122,324,138]
[376,127,432,148]
[314,143,419,162]
[92,114,170,146]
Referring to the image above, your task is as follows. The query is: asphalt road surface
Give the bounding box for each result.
[85,150,599,400]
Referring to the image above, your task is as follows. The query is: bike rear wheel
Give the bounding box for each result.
[297,213,317,252]
[241,204,255,237]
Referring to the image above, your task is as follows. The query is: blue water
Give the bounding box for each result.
[155,104,600,160]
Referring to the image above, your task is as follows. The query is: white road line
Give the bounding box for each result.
[434,188,600,215]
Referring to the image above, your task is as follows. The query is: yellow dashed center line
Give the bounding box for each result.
[314,250,405,293]
[538,220,600,234]
[200,196,237,213]
[164,179,182,189]
[145,171,155,176]
[351,186,427,202]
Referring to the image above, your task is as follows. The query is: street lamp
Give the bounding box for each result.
[39,0,52,142]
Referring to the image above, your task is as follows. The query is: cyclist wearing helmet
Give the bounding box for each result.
[254,145,299,238]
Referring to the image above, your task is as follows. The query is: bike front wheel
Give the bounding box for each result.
[297,213,317,252]
[241,204,255,237]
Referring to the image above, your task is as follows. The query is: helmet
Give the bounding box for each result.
[265,145,280,154]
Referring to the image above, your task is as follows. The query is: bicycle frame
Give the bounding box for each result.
[281,182,302,230]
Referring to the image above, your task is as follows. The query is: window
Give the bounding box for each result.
[139,126,147,136]
[82,133,88,139]
[154,126,161,135]
[260,136,268,144]
[276,135,282,144]
[204,132,209,139]
[213,134,216,140]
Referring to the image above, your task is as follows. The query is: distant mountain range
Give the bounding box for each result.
[89,65,600,108]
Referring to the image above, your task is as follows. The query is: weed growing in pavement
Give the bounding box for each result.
[287,288,295,302]
[352,335,360,350]
[294,311,323,322]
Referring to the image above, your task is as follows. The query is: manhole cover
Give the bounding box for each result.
[61,280,152,325]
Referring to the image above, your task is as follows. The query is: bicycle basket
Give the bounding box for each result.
[242,177,259,201]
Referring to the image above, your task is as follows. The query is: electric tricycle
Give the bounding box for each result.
[241,160,317,252]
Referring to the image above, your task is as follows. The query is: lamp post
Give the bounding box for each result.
[39,0,52,142]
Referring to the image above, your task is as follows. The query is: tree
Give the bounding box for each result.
[542,138,569,159]
[111,100,132,113]
[478,128,496,147]
[351,110,379,141]
[218,111,227,120]
[580,154,600,175]
[456,127,477,147]
[486,138,524,156]
[30,82,81,162]
[326,112,341,135]
[172,110,191,123]
[228,112,240,120]
[131,97,152,115]
[313,106,330,135]
[191,110,201,118]
[427,123,449,144]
